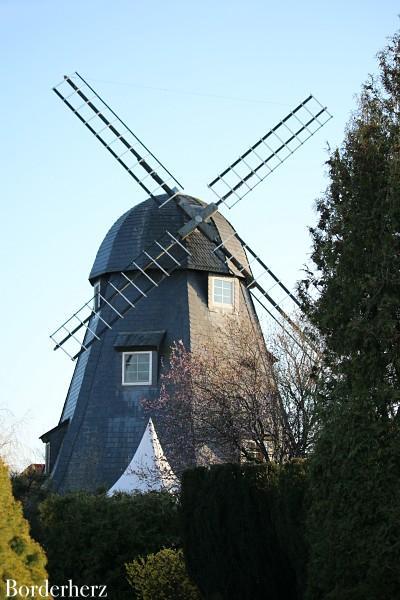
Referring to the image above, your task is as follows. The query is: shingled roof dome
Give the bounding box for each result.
[89,194,249,282]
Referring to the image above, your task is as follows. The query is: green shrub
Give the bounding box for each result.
[181,461,308,600]
[126,548,201,600]
[11,468,49,544]
[39,491,180,600]
[0,459,48,597]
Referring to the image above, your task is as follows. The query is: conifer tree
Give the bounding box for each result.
[300,31,400,599]
[0,459,47,596]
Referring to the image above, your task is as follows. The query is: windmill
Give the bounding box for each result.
[41,73,331,493]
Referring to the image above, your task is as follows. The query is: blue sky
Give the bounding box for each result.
[0,0,398,466]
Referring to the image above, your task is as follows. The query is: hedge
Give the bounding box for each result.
[181,461,308,600]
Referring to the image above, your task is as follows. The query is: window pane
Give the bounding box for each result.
[222,281,233,304]
[137,355,149,366]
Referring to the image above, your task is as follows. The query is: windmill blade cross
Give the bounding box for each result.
[53,72,183,206]
[50,81,330,361]
[208,95,332,209]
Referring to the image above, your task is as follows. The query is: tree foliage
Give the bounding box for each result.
[300,30,400,599]
[181,461,308,600]
[39,491,180,600]
[126,548,201,600]
[0,459,47,596]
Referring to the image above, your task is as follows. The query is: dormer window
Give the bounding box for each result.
[211,277,235,308]
[93,281,101,312]
[122,351,152,385]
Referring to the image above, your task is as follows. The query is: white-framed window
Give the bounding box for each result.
[212,277,235,307]
[93,281,101,312]
[122,351,152,385]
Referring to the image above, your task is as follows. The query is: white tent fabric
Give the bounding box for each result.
[107,418,178,495]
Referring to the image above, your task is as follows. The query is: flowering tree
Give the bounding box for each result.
[144,317,320,475]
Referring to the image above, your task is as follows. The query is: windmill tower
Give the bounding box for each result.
[41,74,331,493]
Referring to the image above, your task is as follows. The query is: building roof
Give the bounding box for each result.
[107,418,178,495]
[89,194,249,281]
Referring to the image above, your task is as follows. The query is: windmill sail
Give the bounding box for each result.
[53,73,183,205]
[208,95,332,208]
[50,229,191,360]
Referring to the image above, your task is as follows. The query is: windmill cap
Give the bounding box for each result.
[89,194,249,282]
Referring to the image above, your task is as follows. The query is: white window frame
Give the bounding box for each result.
[93,281,101,312]
[211,276,235,308]
[122,351,152,386]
